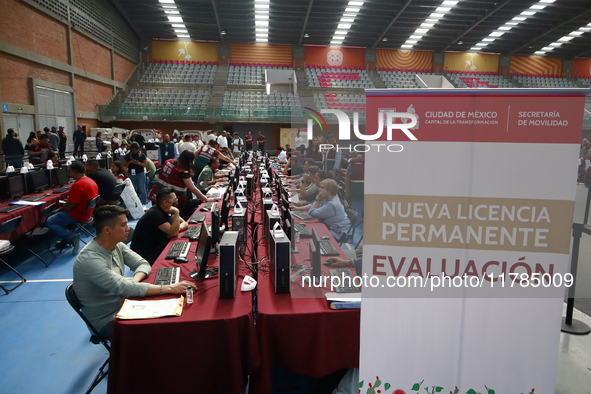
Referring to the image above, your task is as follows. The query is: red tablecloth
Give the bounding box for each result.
[249,192,360,394]
[108,198,260,394]
[0,186,71,241]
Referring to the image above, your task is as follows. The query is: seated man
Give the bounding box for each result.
[196,157,222,194]
[73,205,195,338]
[130,188,188,265]
[85,160,117,205]
[44,161,98,253]
[275,146,287,163]
[296,178,350,241]
[290,168,329,203]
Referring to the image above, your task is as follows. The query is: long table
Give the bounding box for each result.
[0,186,71,241]
[249,188,360,393]
[107,198,260,394]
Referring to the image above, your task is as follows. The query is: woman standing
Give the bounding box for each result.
[305,137,322,162]
[149,150,216,220]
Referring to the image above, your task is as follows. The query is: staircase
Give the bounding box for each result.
[208,64,229,108]
[367,70,385,88]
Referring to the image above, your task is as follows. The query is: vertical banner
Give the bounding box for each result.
[359,88,586,394]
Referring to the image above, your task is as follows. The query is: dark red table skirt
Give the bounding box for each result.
[0,186,71,242]
[249,195,360,394]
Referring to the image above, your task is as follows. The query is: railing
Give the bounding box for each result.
[98,106,368,123]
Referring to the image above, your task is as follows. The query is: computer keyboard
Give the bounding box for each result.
[182,226,201,240]
[292,211,314,220]
[154,267,180,286]
[294,224,312,237]
[202,202,215,210]
[208,191,220,199]
[319,240,340,256]
[21,194,50,202]
[0,205,25,213]
[165,242,191,260]
[189,211,206,224]
[218,182,229,187]
[53,187,69,194]
[330,268,361,293]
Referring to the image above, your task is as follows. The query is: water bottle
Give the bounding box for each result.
[186,286,193,304]
[294,231,300,243]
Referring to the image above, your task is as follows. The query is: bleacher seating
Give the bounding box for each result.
[577,77,591,87]
[141,62,217,84]
[512,73,577,88]
[227,64,292,86]
[222,91,301,109]
[446,72,513,88]
[313,93,366,114]
[378,70,433,88]
[123,88,210,108]
[306,66,374,89]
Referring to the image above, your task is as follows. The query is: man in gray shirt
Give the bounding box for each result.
[73,205,195,338]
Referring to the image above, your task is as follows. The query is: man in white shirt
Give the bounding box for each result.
[231,132,243,158]
[179,134,197,154]
[217,131,228,149]
[276,146,287,163]
[193,134,204,149]
[207,131,217,143]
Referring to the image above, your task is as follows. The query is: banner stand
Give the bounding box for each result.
[561,223,591,335]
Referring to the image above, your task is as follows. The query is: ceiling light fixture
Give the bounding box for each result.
[254,0,270,44]
[167,16,183,23]
[329,1,364,47]
[402,0,461,49]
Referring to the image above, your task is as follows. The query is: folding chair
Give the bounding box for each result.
[65,283,110,394]
[338,207,359,246]
[0,217,26,294]
[107,183,125,205]
[66,196,100,246]
[23,203,57,267]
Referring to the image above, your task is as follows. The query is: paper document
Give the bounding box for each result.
[325,292,361,302]
[116,297,184,320]
[289,193,300,204]
[11,201,45,206]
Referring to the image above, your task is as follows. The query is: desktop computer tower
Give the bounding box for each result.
[269,229,291,293]
[231,208,247,255]
[265,209,282,255]
[246,174,254,198]
[218,231,239,299]
[262,197,273,217]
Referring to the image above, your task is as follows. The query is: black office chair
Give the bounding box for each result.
[0,216,26,294]
[107,183,125,205]
[65,282,110,394]
[23,203,57,267]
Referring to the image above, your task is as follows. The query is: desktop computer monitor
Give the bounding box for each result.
[283,218,298,254]
[97,157,107,169]
[312,227,320,250]
[190,224,213,279]
[9,175,25,199]
[309,239,321,279]
[55,167,69,186]
[220,194,231,229]
[211,205,221,246]
[28,170,49,193]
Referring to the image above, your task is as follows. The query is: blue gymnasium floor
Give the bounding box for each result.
[0,201,365,394]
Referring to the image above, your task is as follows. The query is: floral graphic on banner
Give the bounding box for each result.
[327,49,344,66]
[178,42,193,61]
[402,104,420,130]
[465,53,477,71]
[361,378,534,394]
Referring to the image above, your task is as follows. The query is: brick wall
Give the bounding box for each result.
[71,31,111,79]
[0,0,68,63]
[114,53,137,83]
[74,76,113,112]
[0,53,70,104]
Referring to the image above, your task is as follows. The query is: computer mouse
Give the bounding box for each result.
[189,237,199,242]
[200,207,209,211]
[175,257,189,263]
[324,259,336,266]
[320,236,330,240]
